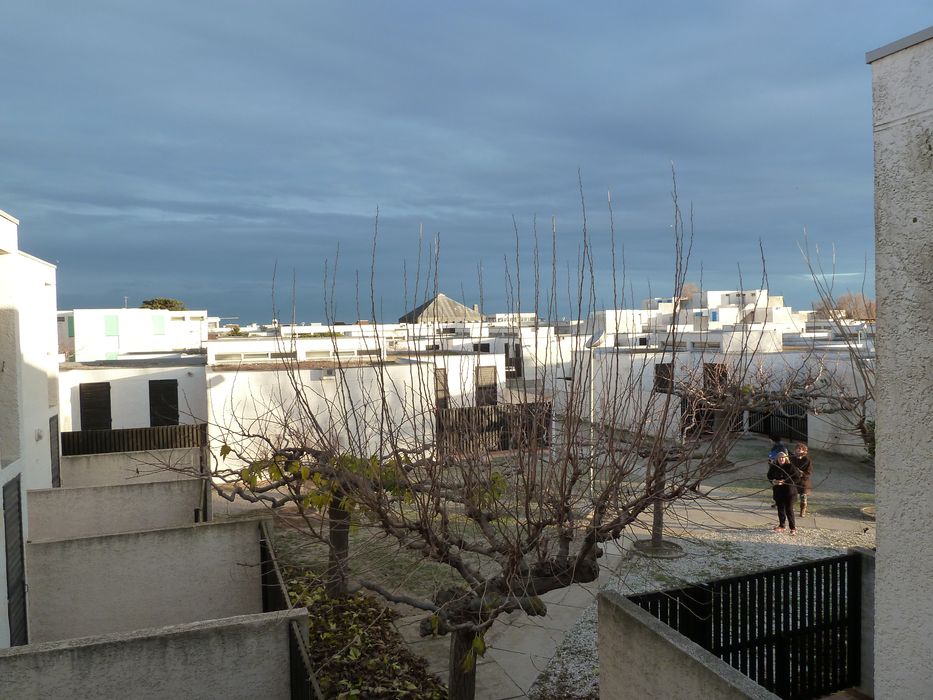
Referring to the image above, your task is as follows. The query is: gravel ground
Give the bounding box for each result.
[529,526,876,700]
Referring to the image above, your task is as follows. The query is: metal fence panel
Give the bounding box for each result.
[628,553,861,700]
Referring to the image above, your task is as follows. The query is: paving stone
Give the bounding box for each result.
[486,647,551,693]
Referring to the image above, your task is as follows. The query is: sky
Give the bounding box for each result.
[1,3,928,323]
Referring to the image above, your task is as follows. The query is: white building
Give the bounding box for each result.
[0,209,58,647]
[57,358,208,432]
[58,308,212,362]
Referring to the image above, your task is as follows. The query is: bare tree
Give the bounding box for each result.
[812,291,876,321]
[800,239,876,460]
[202,181,783,700]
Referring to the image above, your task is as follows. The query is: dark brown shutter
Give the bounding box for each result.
[79,382,112,430]
[49,414,61,487]
[4,477,28,645]
[149,379,179,426]
[476,366,497,406]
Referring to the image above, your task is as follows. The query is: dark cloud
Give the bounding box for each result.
[1,2,926,322]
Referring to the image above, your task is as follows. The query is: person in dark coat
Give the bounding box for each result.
[792,443,813,517]
[767,435,788,508]
[767,451,800,534]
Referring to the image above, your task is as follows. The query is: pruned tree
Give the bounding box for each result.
[203,178,782,699]
[141,297,187,310]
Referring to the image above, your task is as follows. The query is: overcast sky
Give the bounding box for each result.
[1,3,928,323]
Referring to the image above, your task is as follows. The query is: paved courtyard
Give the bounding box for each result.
[393,437,876,699]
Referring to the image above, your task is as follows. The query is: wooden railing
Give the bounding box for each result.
[436,402,552,454]
[629,553,861,699]
[61,424,206,456]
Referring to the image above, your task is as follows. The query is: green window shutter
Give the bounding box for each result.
[67,316,75,338]
[104,315,119,336]
[152,315,166,335]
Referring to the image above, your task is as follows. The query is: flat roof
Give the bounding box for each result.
[61,356,207,370]
[866,25,933,64]
[0,209,19,225]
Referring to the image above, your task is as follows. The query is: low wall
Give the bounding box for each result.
[0,609,306,700]
[60,447,201,488]
[27,518,264,643]
[598,589,777,700]
[807,411,870,459]
[27,479,203,541]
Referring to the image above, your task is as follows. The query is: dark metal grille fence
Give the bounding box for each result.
[260,522,323,700]
[61,423,206,456]
[748,403,808,442]
[436,402,551,454]
[628,553,861,700]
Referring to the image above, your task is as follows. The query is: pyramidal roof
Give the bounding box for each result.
[398,293,481,324]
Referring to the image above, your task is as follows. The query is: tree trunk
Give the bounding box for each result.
[326,492,350,598]
[651,461,666,547]
[448,628,477,700]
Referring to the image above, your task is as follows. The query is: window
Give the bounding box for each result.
[476,366,497,406]
[79,382,112,430]
[425,344,440,351]
[472,343,491,353]
[505,343,523,378]
[149,379,179,426]
[104,315,119,337]
[653,363,674,393]
[435,369,449,409]
[711,310,719,322]
[67,316,75,338]
[152,316,166,335]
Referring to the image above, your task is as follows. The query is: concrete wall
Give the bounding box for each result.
[208,361,436,464]
[58,363,208,431]
[27,479,203,541]
[868,27,933,699]
[598,589,778,700]
[26,518,264,643]
[0,609,306,700]
[60,447,201,488]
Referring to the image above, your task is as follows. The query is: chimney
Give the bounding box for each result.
[472,304,479,312]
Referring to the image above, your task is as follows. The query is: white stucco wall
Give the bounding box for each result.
[0,209,58,648]
[58,363,208,431]
[208,361,437,464]
[26,518,264,643]
[869,28,933,698]
[65,308,208,362]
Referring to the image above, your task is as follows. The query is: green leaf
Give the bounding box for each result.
[472,634,486,657]
[460,649,475,673]
[300,465,310,481]
[219,444,231,459]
